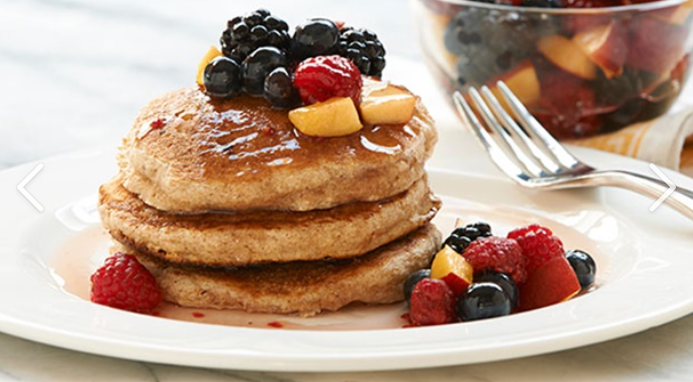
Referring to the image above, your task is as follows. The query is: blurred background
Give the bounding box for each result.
[0,0,420,169]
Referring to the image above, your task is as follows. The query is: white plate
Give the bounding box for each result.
[0,134,692,372]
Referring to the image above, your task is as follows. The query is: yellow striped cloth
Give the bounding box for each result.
[569,109,693,177]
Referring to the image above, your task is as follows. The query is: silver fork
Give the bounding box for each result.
[453,82,693,221]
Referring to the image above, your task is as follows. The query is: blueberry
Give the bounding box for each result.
[242,47,288,96]
[203,56,242,98]
[456,283,512,321]
[443,8,557,87]
[566,250,596,289]
[263,67,300,108]
[443,234,472,254]
[404,269,431,305]
[292,18,340,59]
[474,271,518,308]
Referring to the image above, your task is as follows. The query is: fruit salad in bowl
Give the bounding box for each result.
[415,0,693,139]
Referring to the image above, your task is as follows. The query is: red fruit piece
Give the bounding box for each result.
[519,256,581,311]
[409,279,456,326]
[90,253,162,313]
[462,237,527,285]
[294,55,363,106]
[507,224,565,276]
[626,17,687,74]
[533,69,602,139]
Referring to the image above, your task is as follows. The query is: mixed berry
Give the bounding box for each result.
[90,253,162,313]
[202,9,387,109]
[405,222,596,326]
[293,55,364,106]
[221,9,291,62]
[422,0,692,139]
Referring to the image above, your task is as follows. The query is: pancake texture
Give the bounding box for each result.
[100,175,440,266]
[114,224,441,316]
[118,79,438,213]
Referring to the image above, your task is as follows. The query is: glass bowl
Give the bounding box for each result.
[414,0,693,139]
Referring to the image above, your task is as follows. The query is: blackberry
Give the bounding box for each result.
[443,234,472,255]
[451,222,493,242]
[442,222,492,255]
[333,27,386,78]
[221,9,290,62]
[468,222,492,236]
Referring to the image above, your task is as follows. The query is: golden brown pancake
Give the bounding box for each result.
[118,79,437,213]
[99,175,441,266]
[113,224,441,316]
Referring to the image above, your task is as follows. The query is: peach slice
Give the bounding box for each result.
[288,97,363,137]
[537,35,597,80]
[573,21,627,78]
[360,85,416,125]
[431,246,474,296]
[488,60,541,111]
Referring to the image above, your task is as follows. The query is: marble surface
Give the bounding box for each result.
[3,0,693,381]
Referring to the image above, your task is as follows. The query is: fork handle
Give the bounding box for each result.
[595,170,693,221]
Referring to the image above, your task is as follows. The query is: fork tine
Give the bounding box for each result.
[468,87,545,178]
[478,86,562,175]
[497,81,580,170]
[452,91,530,182]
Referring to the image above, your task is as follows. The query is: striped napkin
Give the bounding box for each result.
[569,109,693,177]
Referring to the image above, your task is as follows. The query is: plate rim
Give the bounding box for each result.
[0,144,692,372]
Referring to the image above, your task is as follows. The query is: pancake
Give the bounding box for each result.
[118,79,438,213]
[99,175,441,266]
[112,224,441,316]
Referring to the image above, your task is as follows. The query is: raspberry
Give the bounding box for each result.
[463,237,527,285]
[293,55,363,106]
[409,279,456,326]
[508,224,565,276]
[90,253,162,313]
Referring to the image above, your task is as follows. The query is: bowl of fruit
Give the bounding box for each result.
[414,0,693,139]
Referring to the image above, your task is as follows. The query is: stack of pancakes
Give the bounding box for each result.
[99,80,441,316]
